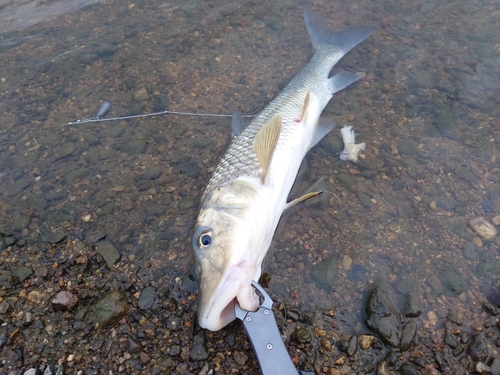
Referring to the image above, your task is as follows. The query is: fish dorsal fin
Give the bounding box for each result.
[231,110,247,138]
[253,113,282,184]
[299,89,310,122]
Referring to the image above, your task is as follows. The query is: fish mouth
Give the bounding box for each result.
[199,260,259,331]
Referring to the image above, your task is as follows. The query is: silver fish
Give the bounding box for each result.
[192,10,374,331]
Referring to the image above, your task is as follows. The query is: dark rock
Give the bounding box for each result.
[176,161,201,179]
[399,321,416,352]
[35,267,48,278]
[11,213,30,230]
[347,335,358,356]
[484,286,500,307]
[463,242,476,259]
[291,327,312,344]
[477,262,500,276]
[48,231,66,244]
[85,290,129,327]
[444,332,458,349]
[134,166,163,182]
[310,258,338,290]
[483,302,499,316]
[402,293,421,317]
[52,291,78,311]
[233,351,248,366]
[138,286,156,310]
[364,287,401,347]
[490,358,500,375]
[399,362,417,375]
[469,334,488,362]
[0,228,14,237]
[12,266,32,283]
[360,359,375,374]
[127,336,141,354]
[264,17,283,31]
[434,353,447,372]
[153,95,169,112]
[397,139,418,155]
[96,241,121,268]
[454,166,479,184]
[438,269,466,296]
[189,343,208,360]
[447,309,464,325]
[436,198,456,211]
[0,300,10,314]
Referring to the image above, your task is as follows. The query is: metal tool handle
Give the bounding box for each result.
[235,282,314,375]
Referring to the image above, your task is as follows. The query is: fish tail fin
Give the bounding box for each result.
[304,10,374,54]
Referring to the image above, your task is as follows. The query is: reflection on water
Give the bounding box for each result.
[0,0,500,373]
[0,0,105,33]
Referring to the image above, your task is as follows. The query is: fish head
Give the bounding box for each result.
[193,180,264,331]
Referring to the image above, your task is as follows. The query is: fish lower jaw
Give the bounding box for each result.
[199,272,259,331]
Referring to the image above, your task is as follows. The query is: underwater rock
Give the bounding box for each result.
[310,258,338,291]
[469,334,488,362]
[364,287,401,347]
[138,286,156,310]
[96,241,121,268]
[85,290,129,327]
[52,291,78,311]
[402,293,421,318]
[470,216,497,241]
[438,269,467,296]
[291,327,312,344]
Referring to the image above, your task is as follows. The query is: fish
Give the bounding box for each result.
[192,10,374,331]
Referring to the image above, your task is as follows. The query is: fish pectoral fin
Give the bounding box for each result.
[253,113,282,184]
[298,89,310,123]
[285,177,331,210]
[231,110,247,138]
[309,116,336,150]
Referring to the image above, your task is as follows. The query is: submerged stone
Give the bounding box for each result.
[291,327,312,344]
[85,290,129,327]
[96,241,121,268]
[310,258,338,290]
[364,287,401,347]
[438,269,467,296]
[138,286,156,310]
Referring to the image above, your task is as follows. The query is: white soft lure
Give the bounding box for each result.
[340,126,365,162]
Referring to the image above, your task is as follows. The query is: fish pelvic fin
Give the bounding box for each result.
[303,10,375,54]
[253,113,282,185]
[285,178,328,210]
[299,89,310,123]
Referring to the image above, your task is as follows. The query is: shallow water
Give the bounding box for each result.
[1,0,500,373]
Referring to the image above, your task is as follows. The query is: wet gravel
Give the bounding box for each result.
[1,0,500,374]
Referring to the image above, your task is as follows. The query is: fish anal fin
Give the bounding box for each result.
[309,116,336,150]
[285,191,322,210]
[253,113,282,184]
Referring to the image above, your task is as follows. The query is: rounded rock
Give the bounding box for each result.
[470,217,497,241]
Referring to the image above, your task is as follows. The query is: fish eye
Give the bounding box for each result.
[198,231,212,248]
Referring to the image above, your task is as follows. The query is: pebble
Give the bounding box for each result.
[138,286,156,310]
[133,88,149,102]
[359,334,374,350]
[96,241,121,268]
[492,215,500,226]
[469,334,489,361]
[427,310,438,325]
[291,327,312,344]
[52,291,78,311]
[402,293,421,317]
[476,362,491,374]
[399,321,416,351]
[24,369,37,375]
[85,290,130,327]
[321,337,332,351]
[470,216,497,240]
[377,360,389,375]
[364,287,401,347]
[189,343,209,361]
[342,255,352,270]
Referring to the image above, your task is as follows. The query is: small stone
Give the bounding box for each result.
[96,241,121,268]
[24,369,37,375]
[85,290,129,327]
[190,343,209,360]
[476,362,491,374]
[310,258,338,290]
[469,334,489,361]
[359,334,374,350]
[327,368,340,375]
[377,361,389,375]
[35,267,49,278]
[12,266,33,283]
[52,291,78,311]
[444,332,458,349]
[427,310,438,325]
[342,255,352,270]
[321,337,332,351]
[133,88,149,102]
[140,352,150,364]
[291,327,312,344]
[27,290,45,304]
[233,351,248,366]
[138,286,156,310]
[483,302,499,316]
[400,321,416,351]
[347,335,358,356]
[0,300,11,314]
[402,293,421,317]
[470,217,497,241]
[492,215,500,226]
[399,362,417,375]
[127,336,141,353]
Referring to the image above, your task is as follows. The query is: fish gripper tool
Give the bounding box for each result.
[235,281,314,375]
